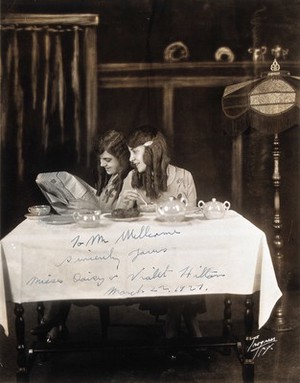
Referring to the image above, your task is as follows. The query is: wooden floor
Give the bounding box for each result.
[1,288,299,383]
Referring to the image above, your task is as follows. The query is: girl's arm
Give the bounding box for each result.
[115,172,140,209]
[185,171,197,207]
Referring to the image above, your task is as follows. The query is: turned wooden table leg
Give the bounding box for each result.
[14,303,28,382]
[223,294,232,337]
[36,302,45,324]
[222,294,232,355]
[242,295,254,383]
[36,302,48,362]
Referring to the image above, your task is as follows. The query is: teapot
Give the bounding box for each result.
[73,209,102,228]
[156,196,187,222]
[197,198,230,220]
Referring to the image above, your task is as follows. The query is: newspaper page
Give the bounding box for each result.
[36,171,99,214]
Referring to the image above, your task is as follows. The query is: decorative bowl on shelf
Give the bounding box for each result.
[72,209,102,228]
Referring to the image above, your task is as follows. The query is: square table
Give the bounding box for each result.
[0,210,282,382]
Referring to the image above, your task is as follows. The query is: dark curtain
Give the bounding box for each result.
[0,20,98,236]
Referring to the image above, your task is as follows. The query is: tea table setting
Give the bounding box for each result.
[0,198,282,383]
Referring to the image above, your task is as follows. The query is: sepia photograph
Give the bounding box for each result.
[0,1,299,382]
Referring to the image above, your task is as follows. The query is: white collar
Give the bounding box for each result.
[166,165,176,186]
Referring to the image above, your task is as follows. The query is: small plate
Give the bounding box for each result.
[155,216,194,224]
[58,211,74,217]
[42,215,75,225]
[186,206,201,213]
[102,213,143,222]
[185,210,204,218]
[25,213,50,220]
[139,204,157,213]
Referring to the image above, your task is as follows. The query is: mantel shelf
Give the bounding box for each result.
[0,13,99,26]
[98,61,300,74]
[98,61,300,87]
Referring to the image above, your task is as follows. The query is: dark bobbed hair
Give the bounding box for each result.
[127,125,170,199]
[94,130,130,201]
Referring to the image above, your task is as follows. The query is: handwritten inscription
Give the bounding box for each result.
[247,335,277,359]
[55,247,120,269]
[73,272,105,287]
[71,234,109,248]
[24,224,228,296]
[26,265,225,290]
[105,284,206,297]
[105,285,145,297]
[128,265,173,281]
[128,246,168,262]
[26,275,63,286]
[179,266,226,279]
[115,225,181,244]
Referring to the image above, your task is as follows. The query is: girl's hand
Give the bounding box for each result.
[121,190,140,203]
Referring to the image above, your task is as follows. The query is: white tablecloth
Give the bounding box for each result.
[0,211,282,335]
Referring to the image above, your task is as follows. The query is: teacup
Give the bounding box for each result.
[28,205,51,216]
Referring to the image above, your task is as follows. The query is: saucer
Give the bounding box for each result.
[155,216,193,224]
[25,213,50,220]
[42,215,75,225]
[102,213,144,222]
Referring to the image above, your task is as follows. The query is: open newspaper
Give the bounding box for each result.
[36,171,99,214]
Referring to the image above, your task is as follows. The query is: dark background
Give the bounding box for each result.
[1,0,299,286]
[1,0,300,63]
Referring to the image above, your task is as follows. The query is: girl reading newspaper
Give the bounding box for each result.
[32,130,131,338]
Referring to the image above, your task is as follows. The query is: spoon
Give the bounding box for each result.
[134,189,148,205]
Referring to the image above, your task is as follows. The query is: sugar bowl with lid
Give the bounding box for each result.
[197,198,230,220]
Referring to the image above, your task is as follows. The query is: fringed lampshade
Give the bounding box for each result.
[222,59,300,135]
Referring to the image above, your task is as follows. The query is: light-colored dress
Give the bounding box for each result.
[116,164,197,209]
[96,174,119,213]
